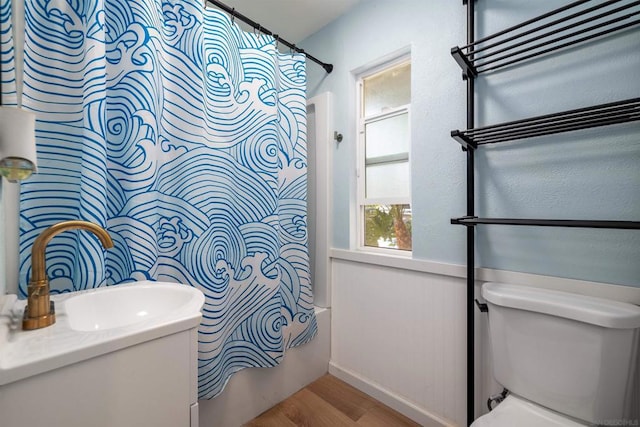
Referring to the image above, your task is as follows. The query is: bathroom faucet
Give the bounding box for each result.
[23,220,114,330]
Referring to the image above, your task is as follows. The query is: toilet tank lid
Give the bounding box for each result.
[482,283,640,329]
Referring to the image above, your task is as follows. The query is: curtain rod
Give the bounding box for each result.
[205,0,333,73]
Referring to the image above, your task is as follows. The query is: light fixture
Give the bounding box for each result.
[0,106,37,183]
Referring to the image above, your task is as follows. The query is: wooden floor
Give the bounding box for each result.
[244,374,421,427]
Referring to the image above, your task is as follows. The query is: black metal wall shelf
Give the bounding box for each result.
[451,97,640,149]
[452,0,640,77]
[451,2,640,425]
[451,216,640,229]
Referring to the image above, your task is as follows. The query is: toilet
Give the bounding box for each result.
[473,282,640,427]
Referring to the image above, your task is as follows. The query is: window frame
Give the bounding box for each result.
[355,55,412,254]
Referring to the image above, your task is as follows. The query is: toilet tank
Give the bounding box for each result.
[483,282,640,424]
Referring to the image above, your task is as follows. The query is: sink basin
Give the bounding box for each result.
[0,280,204,387]
[65,282,200,331]
[0,281,204,427]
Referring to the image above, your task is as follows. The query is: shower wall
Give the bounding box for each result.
[305,94,333,308]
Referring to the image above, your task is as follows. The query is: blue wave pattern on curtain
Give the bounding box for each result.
[19,0,316,398]
[0,0,16,105]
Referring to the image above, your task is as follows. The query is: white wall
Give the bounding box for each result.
[328,252,640,426]
[1,183,19,296]
[330,257,465,427]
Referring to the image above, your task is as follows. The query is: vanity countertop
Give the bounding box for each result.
[0,281,203,386]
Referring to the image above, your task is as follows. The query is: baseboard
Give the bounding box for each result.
[328,361,455,427]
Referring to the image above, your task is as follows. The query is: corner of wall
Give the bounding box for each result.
[0,182,5,296]
[2,182,20,296]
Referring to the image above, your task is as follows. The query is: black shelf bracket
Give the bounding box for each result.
[451,130,477,150]
[451,47,478,79]
[451,216,475,225]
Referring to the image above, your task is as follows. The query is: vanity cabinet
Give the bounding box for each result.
[0,327,199,427]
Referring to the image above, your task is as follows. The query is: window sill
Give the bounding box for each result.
[330,248,466,278]
[357,246,412,258]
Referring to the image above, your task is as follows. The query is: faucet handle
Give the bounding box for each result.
[23,220,113,330]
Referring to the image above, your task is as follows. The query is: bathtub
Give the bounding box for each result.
[197,306,331,427]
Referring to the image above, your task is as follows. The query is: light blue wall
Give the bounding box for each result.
[300,0,640,287]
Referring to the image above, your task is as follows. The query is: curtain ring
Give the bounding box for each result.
[230,8,235,24]
[291,44,296,58]
[274,34,279,50]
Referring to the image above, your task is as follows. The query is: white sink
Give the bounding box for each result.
[65,282,200,331]
[0,281,204,386]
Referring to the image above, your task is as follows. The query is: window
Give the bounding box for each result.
[357,58,412,252]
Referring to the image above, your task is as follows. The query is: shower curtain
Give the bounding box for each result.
[15,0,316,398]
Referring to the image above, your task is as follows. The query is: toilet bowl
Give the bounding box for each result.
[471,395,587,427]
[472,283,640,427]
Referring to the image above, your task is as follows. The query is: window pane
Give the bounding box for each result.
[365,113,409,160]
[363,62,411,117]
[366,161,410,199]
[364,204,412,251]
